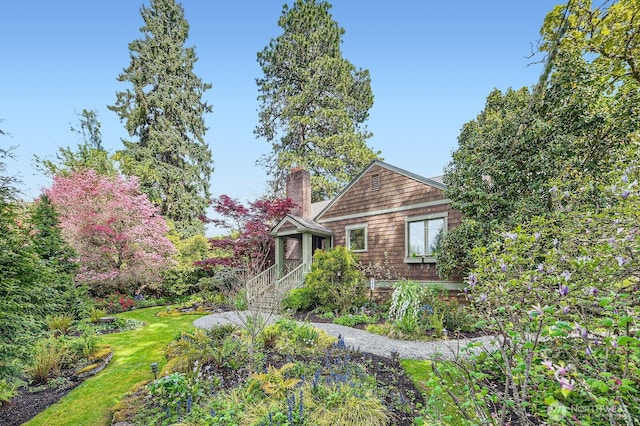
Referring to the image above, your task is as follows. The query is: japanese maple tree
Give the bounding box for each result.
[199,195,296,275]
[46,169,176,295]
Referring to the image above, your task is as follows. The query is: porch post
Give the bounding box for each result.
[275,236,285,275]
[302,232,313,269]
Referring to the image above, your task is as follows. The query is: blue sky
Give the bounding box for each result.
[2,0,562,207]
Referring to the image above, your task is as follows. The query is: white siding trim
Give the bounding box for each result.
[317,198,451,224]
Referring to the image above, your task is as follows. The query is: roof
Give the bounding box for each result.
[271,214,333,237]
[314,160,447,220]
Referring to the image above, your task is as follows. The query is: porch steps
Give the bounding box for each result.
[247,263,309,312]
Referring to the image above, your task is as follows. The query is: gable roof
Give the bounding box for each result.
[314,160,447,221]
[271,214,333,237]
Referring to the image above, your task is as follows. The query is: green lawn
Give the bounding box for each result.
[26,307,205,426]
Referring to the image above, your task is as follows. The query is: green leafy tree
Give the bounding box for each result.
[256,0,380,201]
[35,109,117,177]
[438,0,640,279]
[110,0,213,237]
[432,146,640,424]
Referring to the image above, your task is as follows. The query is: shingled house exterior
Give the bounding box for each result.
[267,161,464,300]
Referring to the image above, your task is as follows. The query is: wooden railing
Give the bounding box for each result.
[246,264,278,292]
[273,262,308,296]
[246,261,308,311]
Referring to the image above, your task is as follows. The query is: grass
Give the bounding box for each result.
[401,359,470,426]
[25,306,206,426]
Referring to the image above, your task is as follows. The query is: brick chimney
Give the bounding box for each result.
[286,167,311,220]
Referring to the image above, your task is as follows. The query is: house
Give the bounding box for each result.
[250,161,463,302]
[251,161,464,308]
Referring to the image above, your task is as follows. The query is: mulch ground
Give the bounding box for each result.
[0,371,83,426]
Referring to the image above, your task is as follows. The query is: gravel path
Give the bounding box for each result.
[193,311,497,360]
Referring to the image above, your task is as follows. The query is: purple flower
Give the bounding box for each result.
[537,263,544,273]
[534,232,541,241]
[468,273,478,287]
[615,255,627,267]
[622,190,630,199]
[562,306,571,314]
[558,377,574,391]
[503,232,518,241]
[500,263,507,273]
[560,270,571,282]
[622,174,629,184]
[479,294,487,303]
[558,284,569,296]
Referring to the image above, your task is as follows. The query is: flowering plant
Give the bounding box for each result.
[429,154,640,424]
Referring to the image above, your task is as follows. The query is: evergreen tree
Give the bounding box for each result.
[110,0,213,237]
[29,195,88,317]
[256,0,380,201]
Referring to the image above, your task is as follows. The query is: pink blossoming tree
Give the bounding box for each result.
[46,169,176,296]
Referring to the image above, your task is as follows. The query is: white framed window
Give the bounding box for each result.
[346,223,367,252]
[405,213,447,262]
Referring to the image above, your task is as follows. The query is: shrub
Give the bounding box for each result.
[364,323,394,336]
[303,246,367,313]
[69,322,98,359]
[388,280,424,333]
[281,287,315,312]
[418,285,476,335]
[26,337,71,384]
[94,293,136,314]
[89,308,106,323]
[269,319,335,357]
[45,313,74,336]
[0,379,17,406]
[333,313,378,327]
[147,372,203,422]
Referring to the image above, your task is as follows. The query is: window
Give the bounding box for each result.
[346,224,367,252]
[405,214,446,262]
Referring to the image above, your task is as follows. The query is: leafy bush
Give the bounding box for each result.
[147,372,203,423]
[89,308,106,323]
[333,313,378,327]
[418,285,476,335]
[26,337,72,384]
[0,379,17,406]
[302,246,367,313]
[388,280,424,333]
[364,323,394,336]
[69,322,98,359]
[45,314,74,336]
[264,319,336,357]
[281,286,315,312]
[94,293,136,314]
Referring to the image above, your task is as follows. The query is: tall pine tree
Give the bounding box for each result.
[110,0,213,237]
[256,0,380,201]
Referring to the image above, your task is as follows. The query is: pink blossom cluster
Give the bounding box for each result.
[46,170,176,291]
